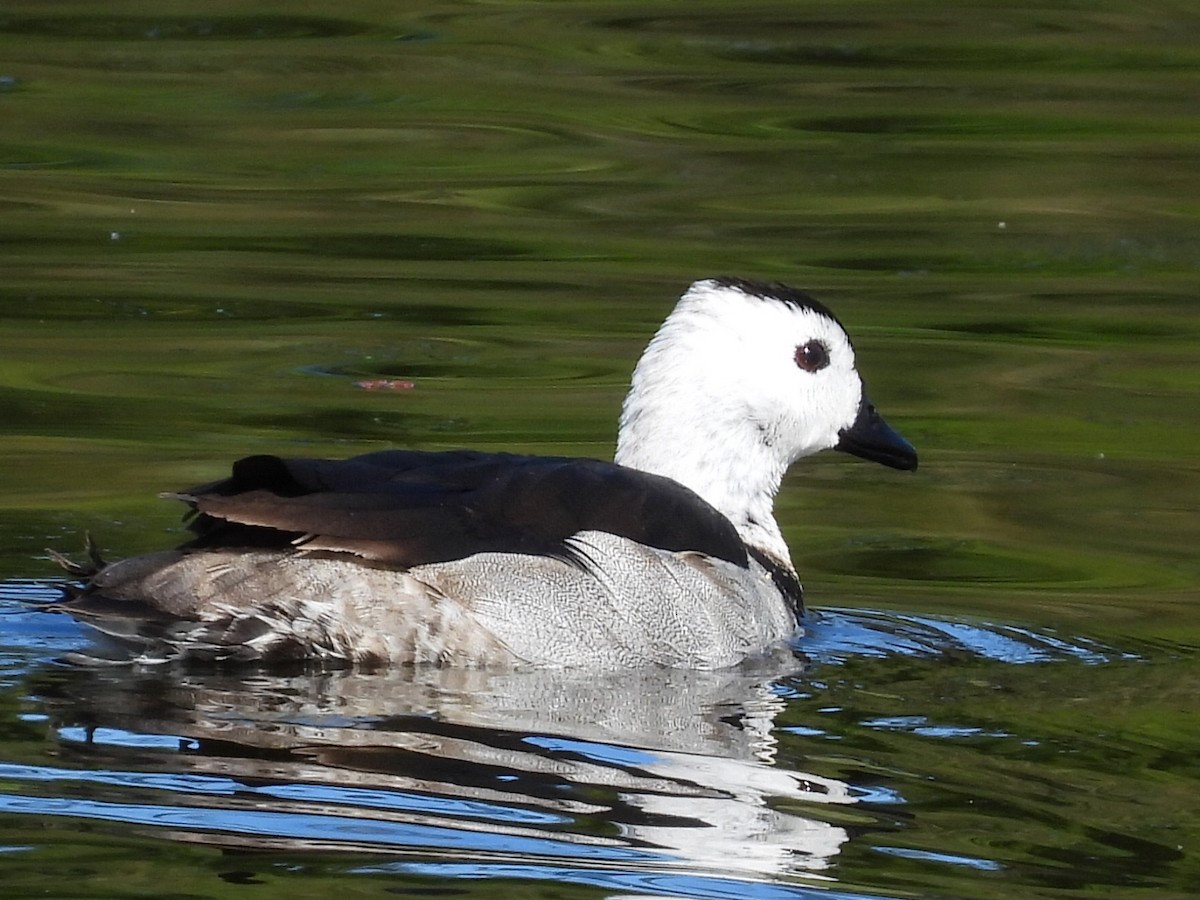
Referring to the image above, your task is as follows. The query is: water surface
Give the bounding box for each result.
[1,2,1197,898]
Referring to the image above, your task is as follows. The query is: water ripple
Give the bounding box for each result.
[357,861,888,900]
[799,608,1119,665]
[0,584,1192,898]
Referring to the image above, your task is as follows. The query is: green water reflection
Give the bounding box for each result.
[1,1,1197,898]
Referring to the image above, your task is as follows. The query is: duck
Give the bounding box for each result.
[54,277,917,669]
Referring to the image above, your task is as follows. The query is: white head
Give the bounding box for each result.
[615,277,916,566]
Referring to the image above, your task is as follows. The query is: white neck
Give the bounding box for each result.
[613,286,804,568]
[617,403,793,567]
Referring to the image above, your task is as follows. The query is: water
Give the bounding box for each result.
[2,2,1198,898]
[0,594,1190,899]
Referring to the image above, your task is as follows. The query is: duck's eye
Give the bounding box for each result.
[794,340,830,373]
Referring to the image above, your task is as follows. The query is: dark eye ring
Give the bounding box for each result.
[794,339,830,373]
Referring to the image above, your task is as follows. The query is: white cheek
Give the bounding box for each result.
[785,366,862,450]
[834,367,864,427]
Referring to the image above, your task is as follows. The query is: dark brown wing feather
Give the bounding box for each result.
[178,450,750,569]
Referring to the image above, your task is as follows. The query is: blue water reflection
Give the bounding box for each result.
[801,608,1118,665]
[0,793,661,861]
[0,581,1178,899]
[870,846,1005,872]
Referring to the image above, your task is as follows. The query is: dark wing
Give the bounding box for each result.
[176,450,750,569]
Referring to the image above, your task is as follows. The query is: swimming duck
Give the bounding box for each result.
[56,277,917,668]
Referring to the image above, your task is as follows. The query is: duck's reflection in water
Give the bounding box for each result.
[39,657,861,883]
